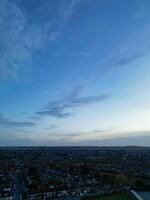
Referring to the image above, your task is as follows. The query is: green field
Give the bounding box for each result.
[87,192,133,200]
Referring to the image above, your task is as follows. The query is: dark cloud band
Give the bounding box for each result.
[36,88,110,118]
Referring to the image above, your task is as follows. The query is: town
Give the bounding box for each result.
[0,146,150,200]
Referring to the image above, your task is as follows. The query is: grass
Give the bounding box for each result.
[86,192,133,200]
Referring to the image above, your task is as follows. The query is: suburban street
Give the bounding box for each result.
[12,171,22,200]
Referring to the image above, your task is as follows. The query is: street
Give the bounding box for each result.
[12,171,22,200]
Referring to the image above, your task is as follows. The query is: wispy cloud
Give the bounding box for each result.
[102,23,150,75]
[1,133,150,146]
[113,53,146,68]
[36,88,110,118]
[0,0,79,80]
[0,113,35,128]
[12,130,149,146]
[141,105,150,109]
[52,51,89,57]
[59,0,80,25]
[56,130,150,146]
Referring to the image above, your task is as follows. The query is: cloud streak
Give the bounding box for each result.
[56,130,150,146]
[99,23,150,78]
[59,0,80,25]
[0,114,35,128]
[113,53,146,67]
[36,88,109,118]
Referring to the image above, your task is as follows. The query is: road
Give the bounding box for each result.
[12,171,22,200]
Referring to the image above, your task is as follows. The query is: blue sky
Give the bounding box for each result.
[0,0,150,146]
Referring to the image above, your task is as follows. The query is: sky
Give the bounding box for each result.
[0,0,150,146]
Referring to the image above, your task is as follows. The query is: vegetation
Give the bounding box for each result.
[84,192,133,200]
